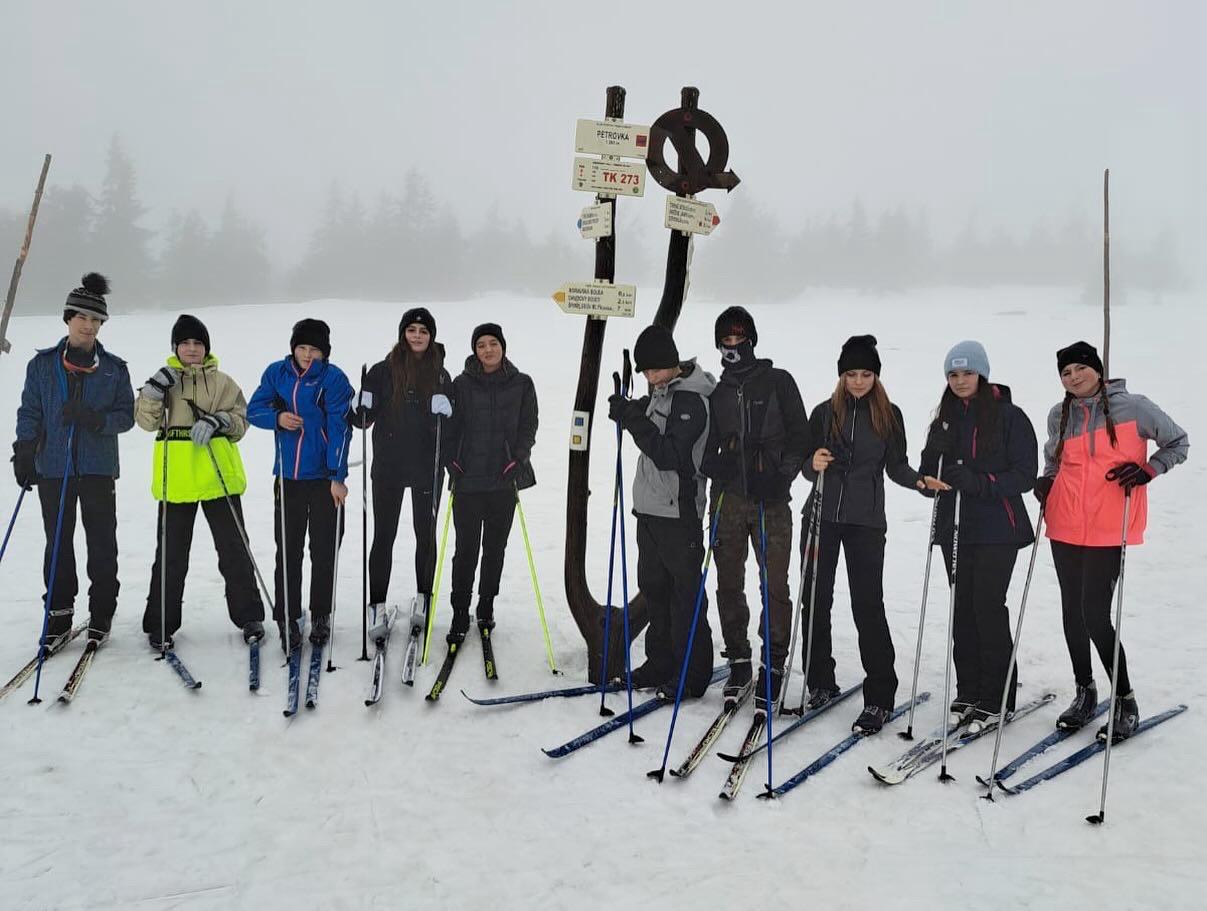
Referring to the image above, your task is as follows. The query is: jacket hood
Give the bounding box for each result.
[168,353,220,371]
[667,359,717,397]
[39,337,126,366]
[719,356,773,386]
[462,354,518,381]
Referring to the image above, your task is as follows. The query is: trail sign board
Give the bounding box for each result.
[578,202,612,239]
[552,281,636,318]
[665,197,720,235]
[572,158,646,197]
[574,119,651,159]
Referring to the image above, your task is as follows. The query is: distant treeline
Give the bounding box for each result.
[0,136,1187,313]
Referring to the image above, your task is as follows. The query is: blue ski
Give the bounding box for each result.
[304,645,324,709]
[760,693,931,798]
[978,699,1110,787]
[248,639,261,692]
[715,683,861,763]
[542,666,726,759]
[163,650,202,690]
[1001,705,1188,796]
[462,681,622,707]
[283,648,303,717]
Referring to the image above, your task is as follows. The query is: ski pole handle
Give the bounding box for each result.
[612,372,621,399]
[622,349,632,397]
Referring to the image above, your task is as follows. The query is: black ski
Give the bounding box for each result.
[56,641,100,704]
[480,626,497,681]
[0,623,87,701]
[668,681,752,779]
[426,641,461,702]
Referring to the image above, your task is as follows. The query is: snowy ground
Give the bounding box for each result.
[0,288,1203,910]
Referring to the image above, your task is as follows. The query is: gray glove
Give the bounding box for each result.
[142,366,179,401]
[190,412,230,447]
[430,393,453,418]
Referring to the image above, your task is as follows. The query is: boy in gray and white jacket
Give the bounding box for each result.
[608,325,717,698]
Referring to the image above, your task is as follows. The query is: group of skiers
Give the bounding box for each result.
[9,275,1190,744]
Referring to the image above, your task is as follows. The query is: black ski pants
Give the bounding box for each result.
[142,496,265,638]
[369,478,438,604]
[711,491,793,672]
[37,475,118,624]
[273,478,344,623]
[940,540,1018,712]
[450,489,515,624]
[800,519,898,710]
[1050,541,1131,694]
[635,515,715,696]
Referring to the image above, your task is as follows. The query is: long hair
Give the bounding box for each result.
[830,375,899,441]
[387,340,442,404]
[1052,381,1118,466]
[931,379,1001,455]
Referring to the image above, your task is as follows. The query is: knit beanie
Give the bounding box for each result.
[472,322,506,354]
[713,306,757,349]
[943,340,990,379]
[171,314,211,355]
[399,307,437,342]
[633,325,680,372]
[1056,340,1104,377]
[290,318,332,360]
[837,334,882,375]
[63,273,110,323]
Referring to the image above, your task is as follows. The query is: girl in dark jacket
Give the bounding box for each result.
[353,309,452,618]
[444,323,538,642]
[920,340,1037,729]
[801,335,944,734]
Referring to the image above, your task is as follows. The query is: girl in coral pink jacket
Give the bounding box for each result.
[1036,341,1189,740]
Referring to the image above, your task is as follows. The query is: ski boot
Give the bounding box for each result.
[949,695,977,727]
[753,665,783,713]
[366,603,394,645]
[42,608,75,651]
[1097,692,1139,743]
[242,620,265,644]
[852,705,891,735]
[277,618,303,653]
[1057,682,1097,731]
[309,614,331,646]
[148,631,174,651]
[722,655,752,704]
[87,614,112,646]
[446,610,470,645]
[806,685,843,711]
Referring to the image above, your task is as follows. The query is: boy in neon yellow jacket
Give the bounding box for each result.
[135,315,266,648]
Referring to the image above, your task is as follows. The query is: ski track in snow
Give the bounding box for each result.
[0,289,1203,910]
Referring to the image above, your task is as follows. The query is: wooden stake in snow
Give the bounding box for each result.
[0,154,52,359]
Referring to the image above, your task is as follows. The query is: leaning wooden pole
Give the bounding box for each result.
[0,154,52,359]
[1102,168,1111,377]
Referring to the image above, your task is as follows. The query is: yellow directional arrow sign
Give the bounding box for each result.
[552,281,636,318]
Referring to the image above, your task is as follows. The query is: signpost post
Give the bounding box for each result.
[0,154,52,358]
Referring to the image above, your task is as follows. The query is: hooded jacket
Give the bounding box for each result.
[134,353,249,502]
[16,338,135,479]
[1042,378,1189,546]
[624,360,717,522]
[247,356,355,482]
[801,395,919,529]
[919,383,1037,548]
[701,357,810,502]
[355,343,453,487]
[446,355,538,494]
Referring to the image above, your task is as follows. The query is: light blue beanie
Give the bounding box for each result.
[943,340,990,379]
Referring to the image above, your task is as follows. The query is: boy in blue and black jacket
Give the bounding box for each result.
[248,319,354,650]
[12,273,135,646]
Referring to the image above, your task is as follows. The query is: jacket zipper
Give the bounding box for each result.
[290,361,309,480]
[833,398,856,522]
[737,383,748,500]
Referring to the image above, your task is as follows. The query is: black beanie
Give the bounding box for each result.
[633,325,680,372]
[1056,340,1104,377]
[63,272,110,323]
[290,318,332,360]
[472,322,506,354]
[399,307,437,342]
[171,314,211,355]
[714,306,757,349]
[837,334,882,376]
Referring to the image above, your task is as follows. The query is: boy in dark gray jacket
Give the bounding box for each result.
[609,325,716,698]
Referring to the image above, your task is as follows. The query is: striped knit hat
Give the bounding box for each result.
[63,273,110,323]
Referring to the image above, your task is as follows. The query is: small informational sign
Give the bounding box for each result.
[569,410,590,451]
[574,119,651,159]
[578,202,612,240]
[664,196,720,235]
[572,158,646,197]
[552,281,637,318]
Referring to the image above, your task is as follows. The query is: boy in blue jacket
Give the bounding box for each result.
[12,273,135,646]
[248,319,354,651]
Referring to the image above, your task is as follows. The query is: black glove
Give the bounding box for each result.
[924,422,958,460]
[61,400,106,433]
[607,392,627,423]
[942,463,988,496]
[12,440,37,490]
[826,439,853,475]
[1106,462,1155,491]
[1033,476,1054,506]
[711,435,741,482]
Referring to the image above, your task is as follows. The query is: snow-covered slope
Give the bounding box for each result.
[0,288,1201,910]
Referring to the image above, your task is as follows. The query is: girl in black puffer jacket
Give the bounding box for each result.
[352,308,452,617]
[443,323,538,642]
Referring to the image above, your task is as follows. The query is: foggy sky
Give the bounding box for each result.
[2,1,1202,281]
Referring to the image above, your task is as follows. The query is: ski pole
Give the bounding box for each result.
[901,454,944,740]
[326,501,344,672]
[515,486,558,675]
[647,491,725,782]
[0,487,28,568]
[1087,489,1132,826]
[789,471,825,715]
[29,427,75,704]
[275,430,294,658]
[422,489,454,665]
[982,508,1045,801]
[598,370,627,715]
[203,443,275,613]
[156,407,170,659]
[758,499,777,796]
[938,475,962,782]
[426,412,442,653]
[359,363,370,662]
